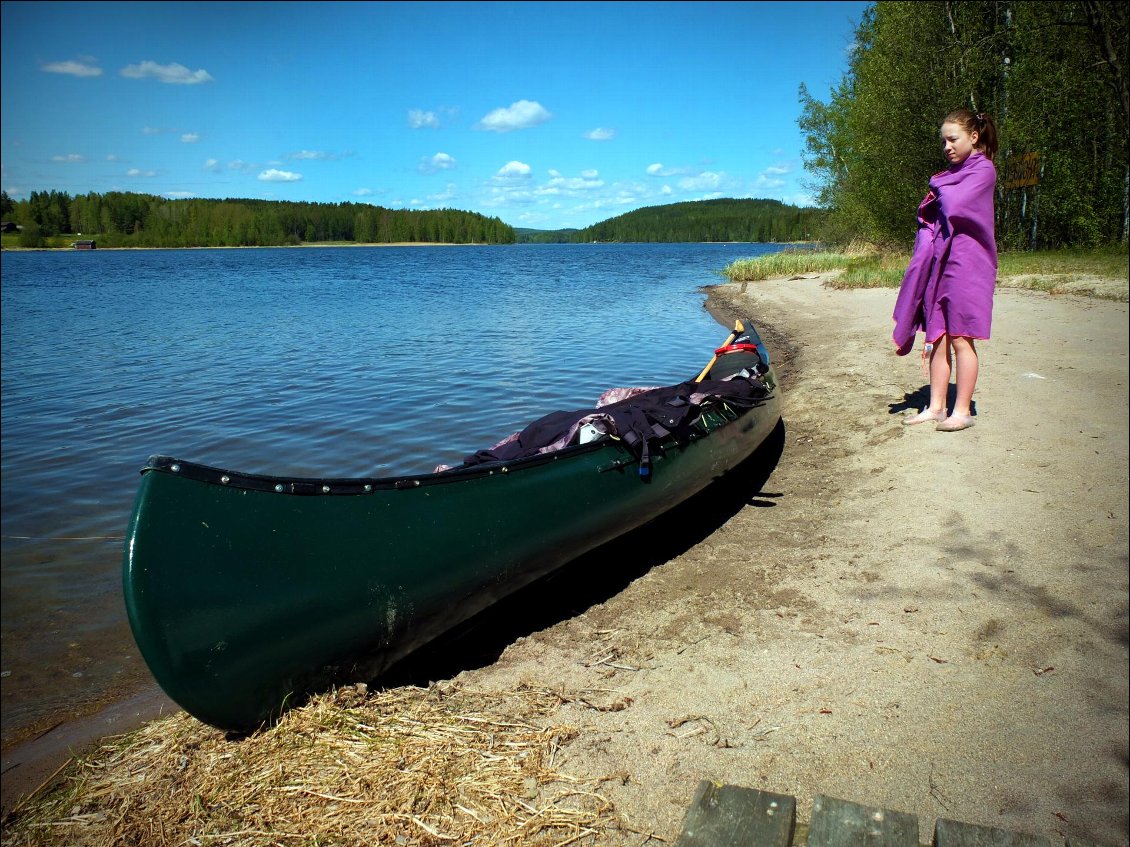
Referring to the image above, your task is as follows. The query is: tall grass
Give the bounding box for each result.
[834,253,910,289]
[997,245,1128,278]
[1,232,89,249]
[723,251,855,281]
[723,245,1128,302]
[722,247,908,287]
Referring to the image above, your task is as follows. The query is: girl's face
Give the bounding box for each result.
[940,121,979,166]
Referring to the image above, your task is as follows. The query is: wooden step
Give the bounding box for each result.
[673,782,1105,847]
[674,781,796,847]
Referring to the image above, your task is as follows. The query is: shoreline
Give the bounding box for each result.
[3,275,1127,844]
[1,240,808,251]
[1,687,175,817]
[1,241,475,251]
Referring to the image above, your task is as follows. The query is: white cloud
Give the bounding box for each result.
[141,126,163,135]
[408,109,440,129]
[204,158,258,174]
[478,100,552,133]
[52,153,85,163]
[677,171,723,191]
[120,61,214,85]
[763,164,792,175]
[42,59,102,78]
[287,150,335,160]
[645,164,728,192]
[106,154,119,162]
[537,172,605,195]
[126,168,158,177]
[428,183,458,204]
[495,161,532,179]
[418,152,456,174]
[164,191,195,199]
[481,162,539,209]
[353,188,375,197]
[753,175,786,190]
[181,133,200,143]
[482,186,537,209]
[258,168,302,182]
[584,127,615,141]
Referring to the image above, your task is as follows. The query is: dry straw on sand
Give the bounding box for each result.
[1,682,626,846]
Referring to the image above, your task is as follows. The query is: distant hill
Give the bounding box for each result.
[513,227,581,244]
[572,198,823,243]
[514,198,823,244]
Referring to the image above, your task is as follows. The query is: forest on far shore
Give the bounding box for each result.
[0,192,820,249]
[0,191,516,248]
[520,199,822,244]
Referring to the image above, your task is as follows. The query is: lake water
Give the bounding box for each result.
[0,241,785,744]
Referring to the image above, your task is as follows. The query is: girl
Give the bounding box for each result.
[892,109,998,432]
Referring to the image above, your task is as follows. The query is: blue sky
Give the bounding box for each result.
[1,1,869,231]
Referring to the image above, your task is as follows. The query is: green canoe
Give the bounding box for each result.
[122,320,782,731]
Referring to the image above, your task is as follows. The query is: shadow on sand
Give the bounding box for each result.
[889,385,977,419]
[374,416,787,690]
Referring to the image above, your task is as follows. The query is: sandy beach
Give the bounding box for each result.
[2,272,1127,845]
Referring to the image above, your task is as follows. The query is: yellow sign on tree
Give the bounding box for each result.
[1002,152,1041,190]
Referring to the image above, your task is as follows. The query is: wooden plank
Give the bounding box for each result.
[674,780,796,847]
[808,794,920,847]
[934,818,1061,847]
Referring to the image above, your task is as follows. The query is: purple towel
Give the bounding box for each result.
[892,152,997,356]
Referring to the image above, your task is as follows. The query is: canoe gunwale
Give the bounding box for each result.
[138,439,610,495]
[137,393,774,495]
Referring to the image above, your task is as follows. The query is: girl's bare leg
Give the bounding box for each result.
[928,333,953,413]
[903,336,950,425]
[936,336,978,430]
[949,336,978,418]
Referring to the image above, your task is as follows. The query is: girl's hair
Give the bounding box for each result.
[943,109,999,162]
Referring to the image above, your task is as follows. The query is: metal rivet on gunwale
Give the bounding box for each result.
[363,484,372,492]
[322,485,331,494]
[170,464,181,473]
[220,475,230,484]
[275,484,286,493]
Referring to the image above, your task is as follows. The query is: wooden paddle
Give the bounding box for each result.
[695,319,746,382]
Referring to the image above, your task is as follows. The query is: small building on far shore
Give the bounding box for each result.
[71,239,97,249]
[1,221,20,233]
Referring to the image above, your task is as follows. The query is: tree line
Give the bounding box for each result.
[3,191,825,248]
[560,199,823,243]
[565,202,822,245]
[0,190,517,247]
[799,0,1128,250]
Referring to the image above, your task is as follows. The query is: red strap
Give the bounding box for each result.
[714,343,759,355]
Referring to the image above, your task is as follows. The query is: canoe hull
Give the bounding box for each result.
[123,335,781,731]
